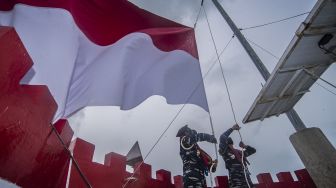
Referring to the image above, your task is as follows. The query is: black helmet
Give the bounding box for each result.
[176,125,190,137]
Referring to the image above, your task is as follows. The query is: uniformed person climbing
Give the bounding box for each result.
[176,125,217,188]
[219,124,256,188]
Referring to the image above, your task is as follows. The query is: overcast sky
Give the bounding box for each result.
[67,0,336,184]
[0,1,334,188]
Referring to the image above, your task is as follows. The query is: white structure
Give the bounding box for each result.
[243,0,336,123]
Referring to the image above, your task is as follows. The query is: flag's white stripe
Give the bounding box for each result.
[0,4,208,120]
[66,32,208,116]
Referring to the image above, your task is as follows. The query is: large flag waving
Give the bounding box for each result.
[0,0,209,120]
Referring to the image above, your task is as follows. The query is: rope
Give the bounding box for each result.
[206,36,236,164]
[203,6,238,124]
[195,1,220,166]
[122,30,235,188]
[208,115,218,160]
[209,170,214,188]
[206,37,234,187]
[240,140,251,188]
[207,106,218,188]
[239,12,310,31]
[203,5,252,188]
[49,123,92,188]
[194,0,204,28]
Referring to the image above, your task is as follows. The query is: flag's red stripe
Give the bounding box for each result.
[0,0,198,58]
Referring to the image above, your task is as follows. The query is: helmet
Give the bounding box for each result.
[176,125,190,137]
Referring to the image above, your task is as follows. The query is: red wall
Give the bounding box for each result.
[0,26,317,188]
[68,138,317,188]
[0,26,73,188]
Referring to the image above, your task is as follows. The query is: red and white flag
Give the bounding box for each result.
[0,0,209,120]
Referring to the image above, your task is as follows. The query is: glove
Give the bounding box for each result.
[211,136,217,144]
[232,124,241,130]
[239,141,246,148]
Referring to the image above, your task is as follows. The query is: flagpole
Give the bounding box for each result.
[211,0,306,131]
[210,2,336,187]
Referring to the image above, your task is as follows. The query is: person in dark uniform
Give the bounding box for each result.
[176,125,217,188]
[219,124,256,188]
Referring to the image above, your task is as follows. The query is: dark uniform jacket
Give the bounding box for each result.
[219,128,256,188]
[180,130,216,188]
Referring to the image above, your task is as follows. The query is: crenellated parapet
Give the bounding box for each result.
[68,138,181,188]
[68,138,317,188]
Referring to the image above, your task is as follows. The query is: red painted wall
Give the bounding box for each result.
[0,26,73,188]
[68,138,317,188]
[68,138,181,188]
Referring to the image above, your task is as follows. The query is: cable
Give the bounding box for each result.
[239,12,310,31]
[207,34,235,70]
[195,1,219,167]
[203,5,235,188]
[303,69,336,90]
[246,41,336,96]
[122,35,235,188]
[315,81,336,96]
[207,35,235,174]
[203,5,252,188]
[49,123,92,188]
[204,31,236,164]
[246,38,280,60]
[203,6,238,124]
[194,0,204,28]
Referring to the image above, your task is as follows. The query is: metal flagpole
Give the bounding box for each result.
[210,2,336,187]
[211,0,306,131]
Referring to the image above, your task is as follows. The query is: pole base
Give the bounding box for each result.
[290,127,336,188]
